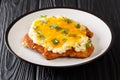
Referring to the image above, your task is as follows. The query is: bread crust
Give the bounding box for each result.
[22,29,94,60]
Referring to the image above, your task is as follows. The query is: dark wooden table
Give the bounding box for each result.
[0,0,120,80]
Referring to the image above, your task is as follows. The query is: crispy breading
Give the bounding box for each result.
[22,28,94,60]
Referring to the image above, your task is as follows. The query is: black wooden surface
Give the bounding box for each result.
[0,0,120,80]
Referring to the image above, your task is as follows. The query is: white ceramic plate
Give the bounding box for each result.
[5,8,112,67]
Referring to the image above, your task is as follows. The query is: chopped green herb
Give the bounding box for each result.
[86,40,91,48]
[55,26,62,31]
[62,38,67,42]
[61,28,68,34]
[65,18,72,23]
[71,34,77,37]
[37,30,41,34]
[33,26,38,29]
[50,24,62,31]
[75,23,81,28]
[78,43,81,46]
[50,24,57,29]
[67,34,71,37]
[52,39,59,45]
[41,20,48,24]
[40,35,45,40]
[68,34,77,37]
[40,15,47,18]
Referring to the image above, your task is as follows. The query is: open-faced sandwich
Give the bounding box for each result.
[22,15,94,60]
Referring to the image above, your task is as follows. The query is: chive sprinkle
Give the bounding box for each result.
[41,20,48,24]
[68,34,77,37]
[50,24,62,31]
[33,26,38,29]
[40,15,47,18]
[61,28,68,34]
[71,34,77,37]
[36,30,41,34]
[75,23,81,28]
[86,40,91,48]
[62,38,67,42]
[52,39,59,45]
[55,26,62,31]
[40,35,45,40]
[65,18,72,23]
[50,24,57,29]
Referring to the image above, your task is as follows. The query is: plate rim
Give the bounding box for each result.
[4,7,114,68]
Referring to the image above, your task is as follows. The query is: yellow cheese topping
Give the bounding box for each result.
[28,16,90,54]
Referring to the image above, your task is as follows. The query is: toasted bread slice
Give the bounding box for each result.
[22,28,94,60]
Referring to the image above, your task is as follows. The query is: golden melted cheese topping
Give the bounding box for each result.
[28,16,91,54]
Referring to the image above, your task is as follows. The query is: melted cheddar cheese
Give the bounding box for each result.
[28,16,91,54]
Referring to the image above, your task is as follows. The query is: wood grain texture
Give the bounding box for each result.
[0,0,120,80]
